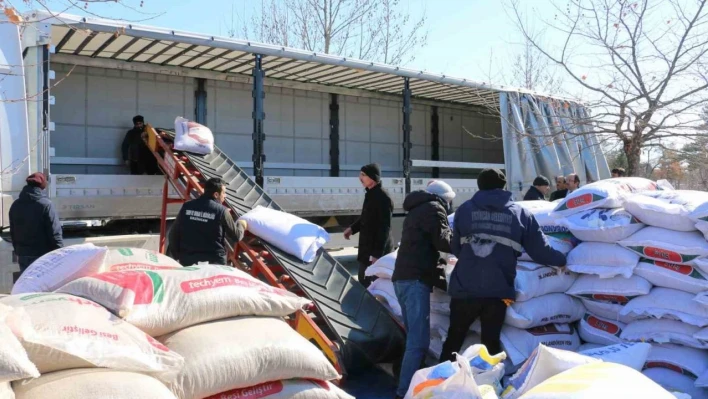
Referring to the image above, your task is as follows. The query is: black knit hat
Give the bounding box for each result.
[360,163,381,183]
[133,115,144,124]
[478,168,507,190]
[533,176,550,187]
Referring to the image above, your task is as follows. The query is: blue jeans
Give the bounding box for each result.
[394,280,431,397]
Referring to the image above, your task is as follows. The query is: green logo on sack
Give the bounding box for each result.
[117,248,134,256]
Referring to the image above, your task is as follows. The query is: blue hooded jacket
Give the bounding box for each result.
[448,189,567,300]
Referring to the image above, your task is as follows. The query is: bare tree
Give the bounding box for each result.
[508,37,564,95]
[507,0,708,176]
[233,0,427,65]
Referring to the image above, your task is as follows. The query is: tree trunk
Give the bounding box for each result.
[623,137,642,177]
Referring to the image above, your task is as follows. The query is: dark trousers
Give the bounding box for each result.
[440,297,507,362]
[129,158,160,175]
[358,261,376,288]
[13,256,40,283]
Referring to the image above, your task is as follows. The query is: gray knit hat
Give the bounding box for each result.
[426,180,456,202]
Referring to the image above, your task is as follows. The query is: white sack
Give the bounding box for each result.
[365,250,398,279]
[579,342,652,371]
[202,380,353,399]
[498,324,581,366]
[505,293,585,329]
[645,343,708,380]
[625,190,708,232]
[567,274,651,300]
[0,304,39,383]
[0,293,184,377]
[621,319,708,349]
[12,368,177,399]
[431,288,451,315]
[558,208,645,242]
[522,362,676,399]
[621,287,708,327]
[635,259,708,294]
[515,262,576,302]
[103,248,182,272]
[643,368,708,399]
[698,221,708,240]
[516,201,572,239]
[691,325,708,343]
[239,206,329,262]
[160,317,339,399]
[620,226,708,265]
[501,344,599,399]
[697,369,708,388]
[567,242,640,279]
[0,383,11,399]
[577,343,604,352]
[552,177,660,217]
[173,116,214,155]
[578,312,626,346]
[58,265,311,336]
[11,244,108,295]
[518,236,573,262]
[367,278,401,317]
[430,312,451,339]
[579,298,637,324]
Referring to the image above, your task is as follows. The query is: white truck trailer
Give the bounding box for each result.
[0,11,611,228]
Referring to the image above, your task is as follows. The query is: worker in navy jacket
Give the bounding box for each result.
[440,168,567,361]
[9,173,63,279]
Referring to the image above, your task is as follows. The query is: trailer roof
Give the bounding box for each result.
[33,11,572,108]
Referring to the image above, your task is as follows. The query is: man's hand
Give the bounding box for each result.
[237,219,248,231]
[343,227,352,240]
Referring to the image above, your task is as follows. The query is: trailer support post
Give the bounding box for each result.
[252,54,266,188]
[402,77,412,194]
[431,106,440,178]
[329,94,340,177]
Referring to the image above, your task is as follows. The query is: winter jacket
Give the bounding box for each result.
[168,195,245,266]
[350,184,395,264]
[550,189,568,201]
[392,191,452,287]
[9,186,63,257]
[523,186,546,201]
[122,127,150,163]
[448,189,567,300]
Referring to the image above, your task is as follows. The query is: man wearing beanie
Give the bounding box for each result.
[9,173,63,280]
[523,175,551,201]
[122,115,159,175]
[440,168,566,362]
[344,163,394,288]
[391,180,454,399]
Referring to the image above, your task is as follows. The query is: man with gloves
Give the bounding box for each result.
[440,169,567,362]
[344,163,394,288]
[392,180,454,399]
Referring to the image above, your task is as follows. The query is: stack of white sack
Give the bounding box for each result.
[57,264,345,399]
[516,201,578,261]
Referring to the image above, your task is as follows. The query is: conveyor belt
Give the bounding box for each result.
[160,129,405,373]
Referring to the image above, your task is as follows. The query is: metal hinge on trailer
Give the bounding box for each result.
[142,124,345,377]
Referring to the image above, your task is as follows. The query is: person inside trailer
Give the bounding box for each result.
[440,168,567,361]
[122,115,160,175]
[168,178,247,266]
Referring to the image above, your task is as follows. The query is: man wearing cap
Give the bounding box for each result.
[122,115,160,175]
[168,177,247,266]
[392,180,454,399]
[523,176,551,201]
[440,169,567,361]
[9,173,63,279]
[344,163,394,288]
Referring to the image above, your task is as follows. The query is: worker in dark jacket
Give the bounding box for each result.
[168,178,246,266]
[392,180,454,399]
[9,173,63,278]
[523,176,550,201]
[440,169,567,361]
[344,163,394,288]
[122,115,159,175]
[550,176,568,201]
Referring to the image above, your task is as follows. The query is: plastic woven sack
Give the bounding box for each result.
[0,304,39,383]
[645,343,708,380]
[567,242,640,279]
[643,368,708,399]
[203,380,353,399]
[578,312,626,346]
[496,324,581,366]
[367,278,401,317]
[619,227,708,265]
[558,208,644,243]
[365,250,397,279]
[635,259,708,294]
[621,287,708,327]
[552,177,660,217]
[173,116,214,155]
[621,319,708,349]
[566,274,652,301]
[625,190,708,232]
[505,293,585,329]
[578,342,651,371]
[514,262,576,302]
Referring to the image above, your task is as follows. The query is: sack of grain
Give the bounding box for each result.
[517,201,572,239]
[430,312,451,339]
[552,177,660,217]
[567,274,651,300]
[174,117,214,155]
[497,324,581,366]
[697,369,708,388]
[159,317,339,399]
[521,362,676,399]
[579,342,651,371]
[578,313,626,346]
[643,368,708,399]
[698,221,708,240]
[690,325,708,344]
[0,304,39,383]
[57,265,311,336]
[620,227,708,265]
[430,288,451,315]
[519,236,574,262]
[621,287,708,327]
[514,262,576,302]
[567,242,640,279]
[204,380,353,399]
[501,344,599,399]
[239,206,329,262]
[365,250,397,279]
[505,293,585,329]
[0,293,183,377]
[645,344,708,380]
[558,208,644,242]
[0,383,11,399]
[367,278,401,317]
[625,190,708,232]
[621,319,708,349]
[103,248,182,271]
[635,259,708,294]
[11,244,108,295]
[579,298,637,324]
[11,368,177,399]
[577,343,604,352]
